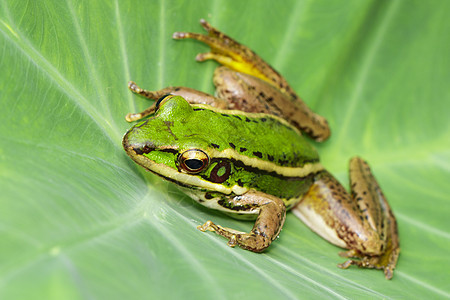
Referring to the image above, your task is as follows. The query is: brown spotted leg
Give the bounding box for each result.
[126,81,228,122]
[198,190,286,252]
[173,19,330,141]
[293,157,399,279]
[173,19,279,85]
[338,157,400,279]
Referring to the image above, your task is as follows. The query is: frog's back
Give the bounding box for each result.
[181,106,322,207]
[188,106,320,168]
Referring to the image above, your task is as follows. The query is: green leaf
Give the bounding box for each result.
[1,0,449,298]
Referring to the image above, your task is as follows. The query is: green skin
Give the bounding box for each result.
[122,20,400,279]
[125,96,319,204]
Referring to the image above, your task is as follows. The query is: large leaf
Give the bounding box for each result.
[1,0,449,298]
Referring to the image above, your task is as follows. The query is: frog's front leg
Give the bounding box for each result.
[292,157,400,279]
[198,190,286,252]
[125,81,228,122]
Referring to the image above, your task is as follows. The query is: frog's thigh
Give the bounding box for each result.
[212,66,278,113]
[292,170,357,249]
[293,168,391,254]
[198,190,286,252]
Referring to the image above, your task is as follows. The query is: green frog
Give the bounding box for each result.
[122,20,399,279]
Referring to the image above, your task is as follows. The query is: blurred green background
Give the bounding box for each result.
[1,0,449,299]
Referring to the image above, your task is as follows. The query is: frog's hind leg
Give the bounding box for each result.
[174,19,330,142]
[173,19,279,88]
[292,157,400,279]
[212,66,331,141]
[338,158,400,279]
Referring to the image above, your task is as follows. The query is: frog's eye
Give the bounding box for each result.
[178,149,210,174]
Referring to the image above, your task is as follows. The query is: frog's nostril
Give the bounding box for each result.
[122,126,155,156]
[133,144,153,155]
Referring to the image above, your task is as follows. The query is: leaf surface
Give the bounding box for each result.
[1,0,449,298]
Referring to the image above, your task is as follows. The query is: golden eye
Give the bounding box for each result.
[178,149,210,174]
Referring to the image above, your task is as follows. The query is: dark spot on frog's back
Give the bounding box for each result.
[277,159,289,166]
[229,142,236,149]
[210,143,220,149]
[204,192,214,200]
[165,120,174,126]
[253,151,263,158]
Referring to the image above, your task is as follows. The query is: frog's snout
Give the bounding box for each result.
[122,126,155,156]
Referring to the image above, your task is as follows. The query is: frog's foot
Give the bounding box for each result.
[197,220,273,252]
[197,220,215,232]
[338,244,400,280]
[196,191,286,252]
[173,19,282,90]
[198,221,244,248]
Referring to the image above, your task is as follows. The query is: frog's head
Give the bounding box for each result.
[122,95,240,195]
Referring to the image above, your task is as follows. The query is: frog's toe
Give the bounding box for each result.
[197,220,217,232]
[128,81,140,92]
[195,52,214,62]
[172,31,205,41]
[172,31,188,39]
[338,249,362,259]
[337,248,399,280]
[227,235,238,247]
[199,18,212,32]
[338,257,394,279]
[337,259,354,270]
